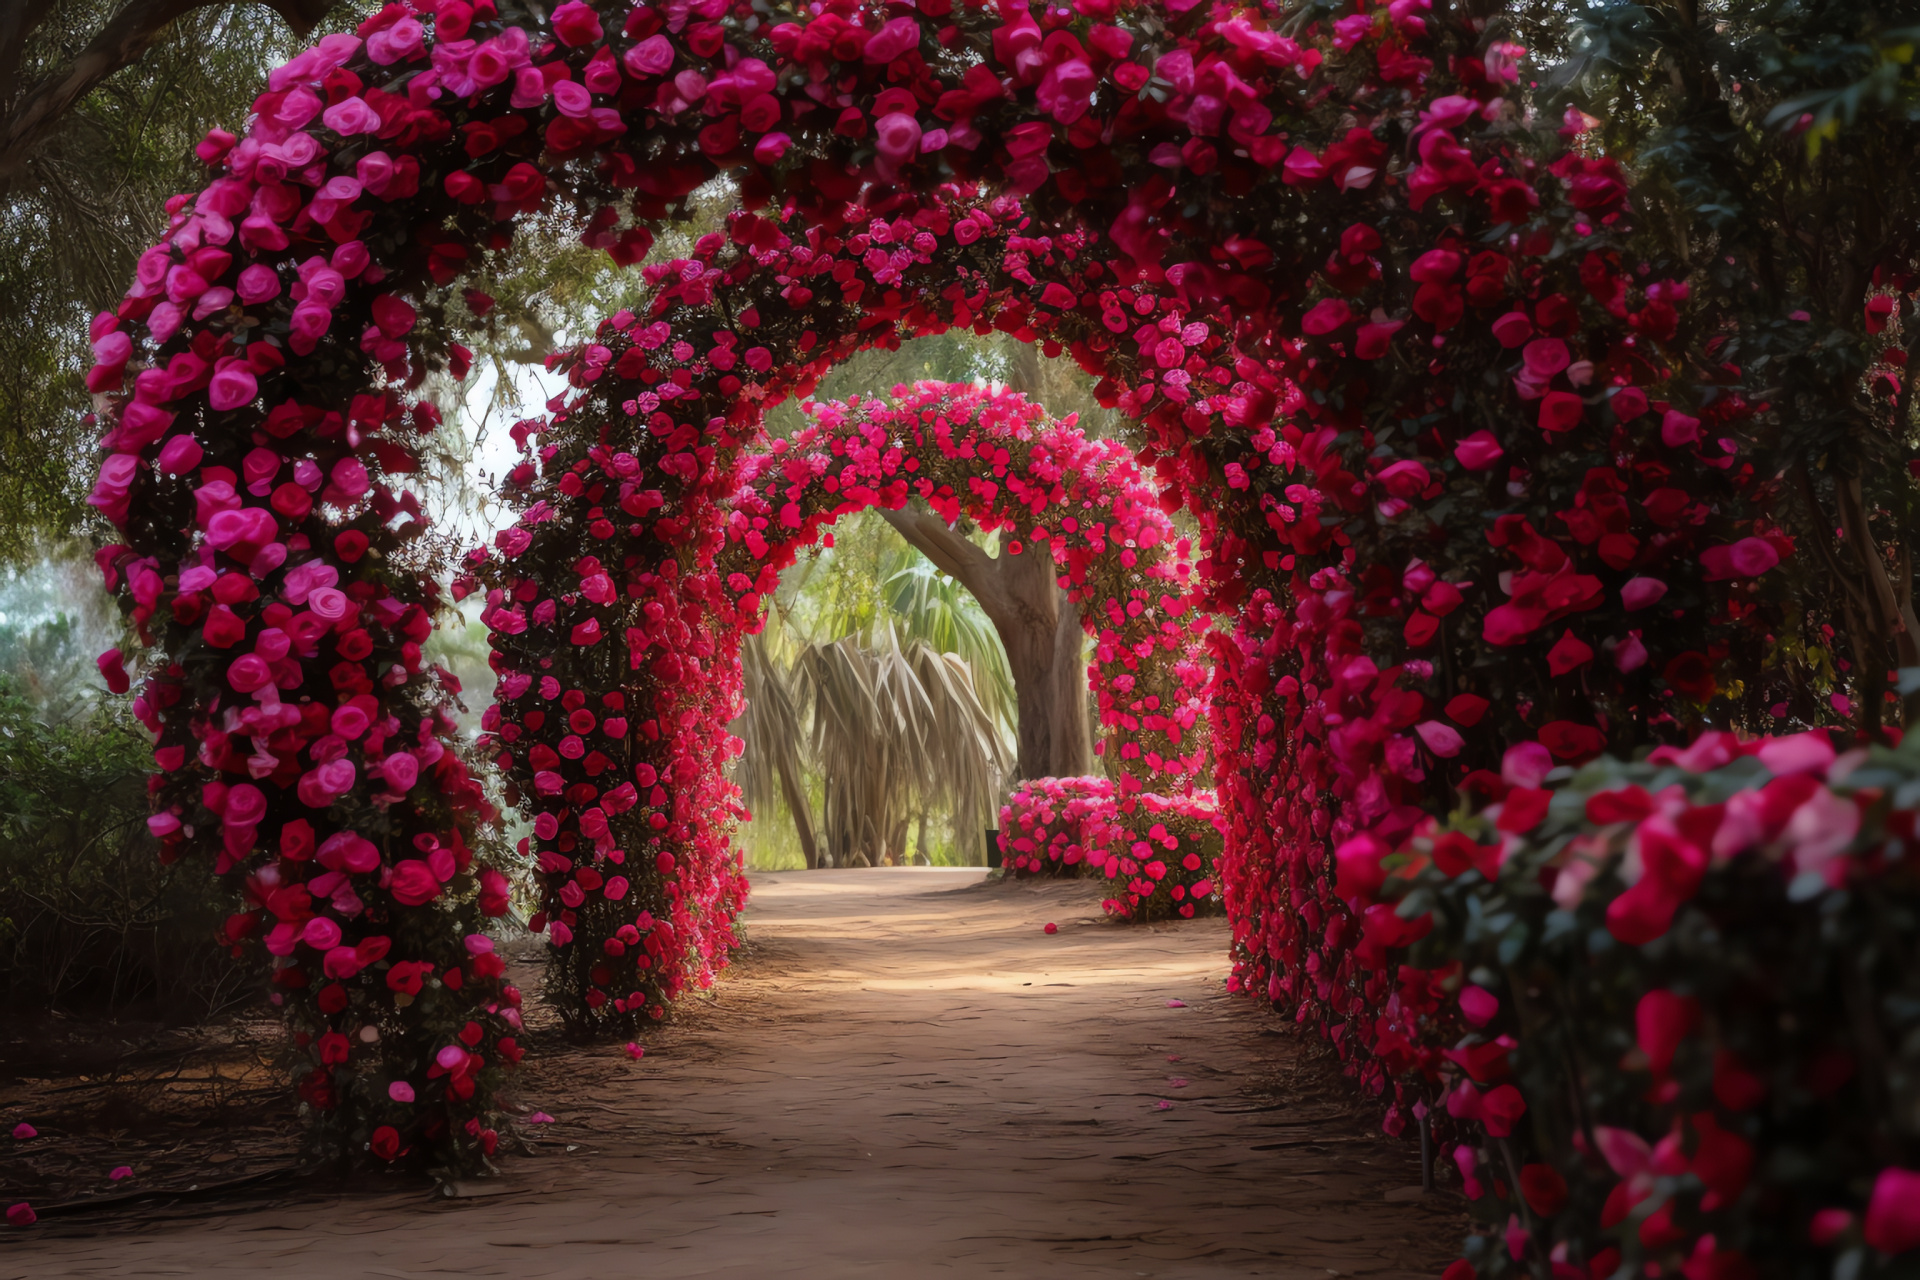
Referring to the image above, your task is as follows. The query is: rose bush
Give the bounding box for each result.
[1355,730,1920,1280]
[998,776,1224,921]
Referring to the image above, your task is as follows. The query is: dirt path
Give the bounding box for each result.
[4,870,1457,1278]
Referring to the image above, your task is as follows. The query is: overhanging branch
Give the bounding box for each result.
[0,0,338,191]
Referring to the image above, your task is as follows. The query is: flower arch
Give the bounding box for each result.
[84,0,1795,1228]
[467,189,1225,1030]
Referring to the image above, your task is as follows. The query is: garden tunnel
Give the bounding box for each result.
[82,6,1831,1275]
[473,199,1228,1032]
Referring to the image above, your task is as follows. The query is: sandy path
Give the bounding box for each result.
[4,869,1455,1279]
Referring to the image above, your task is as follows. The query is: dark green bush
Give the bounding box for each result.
[0,674,249,1018]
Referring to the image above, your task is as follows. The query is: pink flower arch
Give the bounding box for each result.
[83,11,1800,1262]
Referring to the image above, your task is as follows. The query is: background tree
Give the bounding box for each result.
[1550,0,1920,734]
[0,0,349,560]
[733,514,1016,869]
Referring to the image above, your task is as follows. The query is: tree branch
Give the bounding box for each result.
[0,0,338,190]
[0,2,56,114]
[877,506,1010,618]
[1792,460,1873,615]
[1835,473,1920,669]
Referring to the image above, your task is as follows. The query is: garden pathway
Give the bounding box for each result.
[6,869,1455,1279]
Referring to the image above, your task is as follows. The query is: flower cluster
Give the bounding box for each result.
[999,776,1224,921]
[1359,731,1920,1280]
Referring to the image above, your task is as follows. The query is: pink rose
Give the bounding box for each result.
[1700,536,1780,581]
[157,434,204,474]
[1414,721,1464,758]
[550,1,603,47]
[1301,298,1352,335]
[874,112,922,167]
[97,648,130,694]
[389,860,441,906]
[320,96,379,136]
[206,358,258,411]
[302,916,343,950]
[1621,577,1667,610]
[1521,337,1570,379]
[326,457,369,503]
[1501,741,1553,789]
[382,752,420,792]
[317,831,380,874]
[1661,409,1700,447]
[225,782,267,826]
[308,587,350,622]
[622,33,674,77]
[226,653,273,693]
[553,80,593,118]
[1866,1168,1920,1254]
[1453,430,1503,470]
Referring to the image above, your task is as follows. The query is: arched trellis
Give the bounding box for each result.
[85,0,1786,1182]
[469,188,1226,1030]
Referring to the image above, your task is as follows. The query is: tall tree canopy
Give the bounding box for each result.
[0,0,347,560]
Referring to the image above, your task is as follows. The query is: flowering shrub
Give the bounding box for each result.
[81,0,1845,1194]
[999,777,1224,921]
[1355,731,1920,1280]
[1000,776,1114,877]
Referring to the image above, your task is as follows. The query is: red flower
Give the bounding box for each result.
[1519,1163,1569,1217]
[1538,720,1606,761]
[369,1125,405,1162]
[1664,651,1718,702]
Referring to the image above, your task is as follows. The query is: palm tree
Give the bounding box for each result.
[793,627,1009,868]
[729,516,1015,868]
[733,628,822,868]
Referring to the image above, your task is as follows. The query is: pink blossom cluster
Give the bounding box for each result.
[999,777,1224,921]
[1348,732,1920,1280]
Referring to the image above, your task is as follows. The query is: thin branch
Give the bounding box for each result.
[0,0,337,191]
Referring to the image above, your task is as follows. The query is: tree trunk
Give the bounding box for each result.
[1793,461,1920,732]
[0,0,338,194]
[771,746,820,869]
[877,507,1089,783]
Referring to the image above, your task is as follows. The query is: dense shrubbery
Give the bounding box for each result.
[998,776,1223,921]
[1363,731,1920,1280]
[0,675,243,1018]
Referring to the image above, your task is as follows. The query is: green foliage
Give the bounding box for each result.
[0,540,258,1017]
[1552,0,1920,732]
[0,1,357,562]
[0,673,246,1016]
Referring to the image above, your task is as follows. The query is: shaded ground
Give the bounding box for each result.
[2,869,1460,1277]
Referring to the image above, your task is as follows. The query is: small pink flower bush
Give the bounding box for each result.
[1000,778,1224,921]
[1001,777,1115,877]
